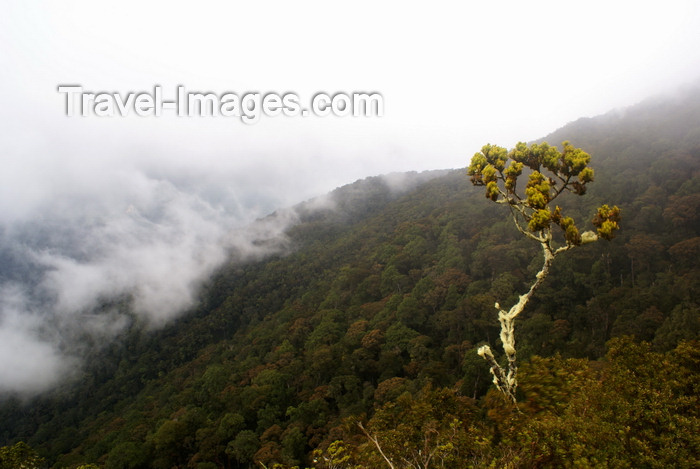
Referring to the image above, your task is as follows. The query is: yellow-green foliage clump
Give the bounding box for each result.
[468,141,620,247]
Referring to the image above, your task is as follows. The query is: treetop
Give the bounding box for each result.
[468,141,620,246]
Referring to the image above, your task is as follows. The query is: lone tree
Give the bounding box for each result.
[467,141,620,402]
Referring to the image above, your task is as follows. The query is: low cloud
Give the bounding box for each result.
[0,164,302,395]
[0,151,449,396]
[0,284,76,395]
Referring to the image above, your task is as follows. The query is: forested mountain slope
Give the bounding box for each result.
[1,85,698,468]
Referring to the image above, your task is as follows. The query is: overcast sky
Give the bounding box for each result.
[1,1,700,394]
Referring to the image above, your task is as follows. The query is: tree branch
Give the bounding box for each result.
[508,204,546,243]
[479,235,557,403]
[551,174,571,200]
[358,422,396,469]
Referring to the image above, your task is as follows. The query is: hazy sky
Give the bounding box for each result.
[1,1,700,394]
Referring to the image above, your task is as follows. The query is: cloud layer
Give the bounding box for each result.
[0,162,302,395]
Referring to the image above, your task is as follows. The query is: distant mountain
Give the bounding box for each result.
[1,86,698,468]
[544,83,700,153]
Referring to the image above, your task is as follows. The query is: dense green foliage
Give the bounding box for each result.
[1,86,699,468]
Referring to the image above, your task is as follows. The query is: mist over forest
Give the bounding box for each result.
[0,165,446,395]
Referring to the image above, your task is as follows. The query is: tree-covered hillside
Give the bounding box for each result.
[1,85,699,468]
